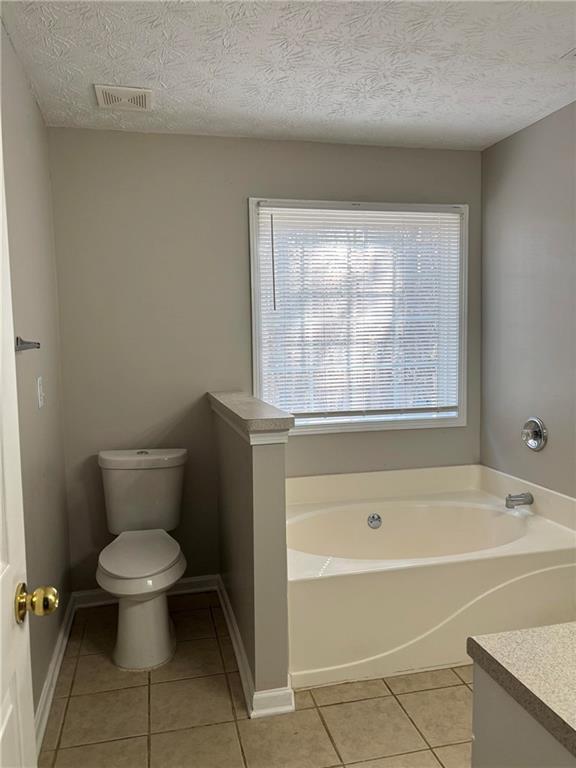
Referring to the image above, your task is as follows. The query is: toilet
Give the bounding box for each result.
[96,448,187,669]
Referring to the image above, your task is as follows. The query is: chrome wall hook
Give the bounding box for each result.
[15,336,41,352]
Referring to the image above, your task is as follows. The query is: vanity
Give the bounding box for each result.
[468,622,576,767]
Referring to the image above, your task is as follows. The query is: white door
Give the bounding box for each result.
[0,105,37,768]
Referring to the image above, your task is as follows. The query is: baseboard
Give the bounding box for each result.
[72,574,220,609]
[35,573,220,752]
[216,576,294,718]
[34,595,75,754]
[169,574,219,595]
[251,686,295,718]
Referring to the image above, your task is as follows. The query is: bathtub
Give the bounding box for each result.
[287,466,576,689]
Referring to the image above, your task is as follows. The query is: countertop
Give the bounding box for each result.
[208,391,294,436]
[468,622,576,756]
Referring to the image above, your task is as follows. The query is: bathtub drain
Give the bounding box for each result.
[367,513,382,529]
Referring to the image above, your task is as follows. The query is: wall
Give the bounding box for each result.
[47,127,482,589]
[1,28,69,706]
[482,102,576,496]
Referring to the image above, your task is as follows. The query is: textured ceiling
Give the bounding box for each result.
[2,1,576,149]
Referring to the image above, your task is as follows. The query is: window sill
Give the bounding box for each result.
[289,413,467,436]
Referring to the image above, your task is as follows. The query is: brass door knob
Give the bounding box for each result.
[14,582,59,624]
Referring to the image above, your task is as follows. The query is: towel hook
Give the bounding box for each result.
[15,336,41,352]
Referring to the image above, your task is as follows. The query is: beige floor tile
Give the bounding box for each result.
[398,687,472,747]
[38,752,55,768]
[72,653,148,695]
[80,620,117,655]
[64,624,84,658]
[54,736,148,768]
[238,709,339,768]
[228,672,249,719]
[452,666,473,685]
[60,686,148,748]
[53,658,77,698]
[312,679,390,706]
[151,722,244,768]
[219,637,239,672]
[169,592,214,612]
[321,696,426,764]
[151,638,223,683]
[347,750,442,767]
[386,669,462,695]
[212,605,230,636]
[151,674,234,732]
[42,698,67,751]
[295,690,315,709]
[173,608,215,640]
[434,742,472,768]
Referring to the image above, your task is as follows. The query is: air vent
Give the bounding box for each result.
[94,85,153,111]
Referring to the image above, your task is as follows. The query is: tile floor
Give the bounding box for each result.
[39,592,474,768]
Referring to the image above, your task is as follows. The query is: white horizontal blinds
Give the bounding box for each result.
[255,203,462,419]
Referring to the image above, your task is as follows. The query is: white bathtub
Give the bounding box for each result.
[287,466,576,689]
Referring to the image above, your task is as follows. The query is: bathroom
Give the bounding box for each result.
[0,2,575,767]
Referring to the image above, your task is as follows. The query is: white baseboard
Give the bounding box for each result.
[216,576,294,719]
[169,574,219,595]
[72,574,220,609]
[34,596,75,754]
[35,573,220,753]
[251,686,295,718]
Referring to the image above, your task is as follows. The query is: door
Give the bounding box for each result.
[0,104,37,768]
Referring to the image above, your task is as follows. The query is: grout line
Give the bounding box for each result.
[310,682,465,709]
[386,682,467,697]
[315,702,345,766]
[214,596,249,768]
[391,685,474,757]
[432,738,473,749]
[344,747,440,766]
[53,733,153,752]
[51,621,85,755]
[391,688,435,751]
[223,672,249,767]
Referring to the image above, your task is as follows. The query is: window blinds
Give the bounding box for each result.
[252,202,465,424]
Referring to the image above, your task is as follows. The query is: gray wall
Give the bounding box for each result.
[47,127,482,588]
[481,102,576,496]
[2,28,69,706]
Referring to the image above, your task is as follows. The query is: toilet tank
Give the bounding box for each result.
[98,449,187,534]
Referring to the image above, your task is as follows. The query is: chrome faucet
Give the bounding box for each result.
[505,492,534,510]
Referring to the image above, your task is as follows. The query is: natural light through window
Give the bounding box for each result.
[250,200,468,433]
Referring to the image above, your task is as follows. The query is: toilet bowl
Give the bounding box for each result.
[96,448,188,670]
[96,529,186,668]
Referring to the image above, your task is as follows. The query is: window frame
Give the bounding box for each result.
[249,198,469,435]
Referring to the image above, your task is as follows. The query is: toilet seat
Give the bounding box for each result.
[99,529,181,579]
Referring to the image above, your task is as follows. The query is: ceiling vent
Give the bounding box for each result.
[94,85,153,111]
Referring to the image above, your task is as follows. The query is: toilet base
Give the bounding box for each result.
[113,593,175,670]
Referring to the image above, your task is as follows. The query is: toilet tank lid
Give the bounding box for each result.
[98,448,187,469]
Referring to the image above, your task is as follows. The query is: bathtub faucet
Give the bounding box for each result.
[505,492,534,510]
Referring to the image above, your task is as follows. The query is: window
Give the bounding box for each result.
[250,199,468,434]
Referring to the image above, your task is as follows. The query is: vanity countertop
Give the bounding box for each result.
[468,621,576,756]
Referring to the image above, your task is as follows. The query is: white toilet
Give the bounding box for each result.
[96,448,188,669]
